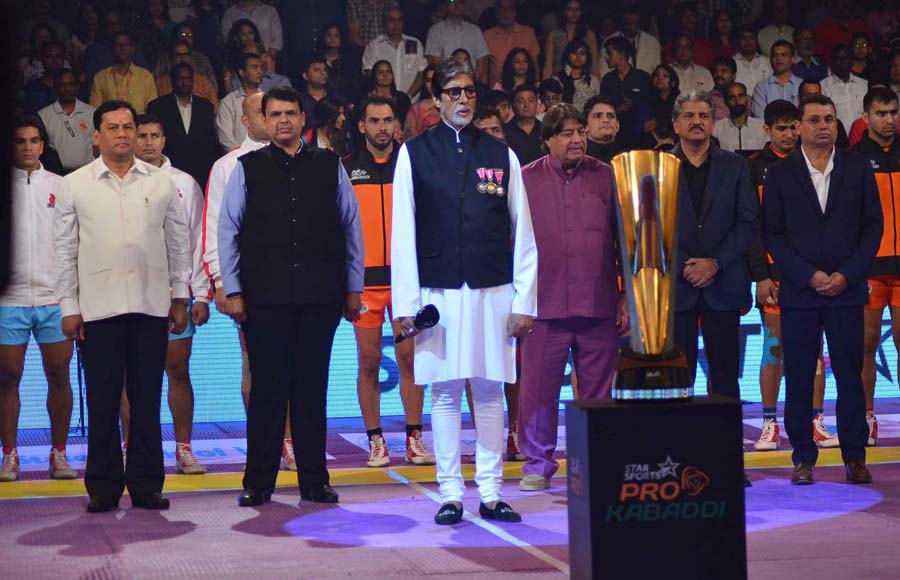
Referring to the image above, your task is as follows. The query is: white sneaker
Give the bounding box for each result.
[519,473,548,491]
[175,442,207,475]
[0,448,20,482]
[405,429,435,465]
[867,412,878,446]
[813,413,840,448]
[367,434,390,468]
[282,438,297,471]
[754,418,780,451]
[49,448,77,479]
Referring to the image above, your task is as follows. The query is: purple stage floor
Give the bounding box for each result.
[3,401,900,579]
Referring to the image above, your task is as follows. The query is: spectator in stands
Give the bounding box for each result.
[82,11,149,92]
[157,41,219,112]
[815,0,870,65]
[221,0,282,61]
[21,0,70,48]
[309,96,350,159]
[473,106,506,139]
[670,33,714,93]
[405,65,441,140]
[600,36,651,147]
[318,24,367,106]
[821,44,869,131]
[38,70,96,174]
[538,78,563,120]
[620,4,661,75]
[190,0,224,66]
[542,0,600,80]
[505,84,543,165]
[710,9,737,60]
[663,3,714,69]
[710,56,737,122]
[715,82,766,152]
[147,63,219,190]
[850,32,877,81]
[735,26,772,98]
[69,3,100,80]
[484,0,541,89]
[365,61,412,131]
[363,6,428,97]
[485,88,514,124]
[224,18,262,88]
[645,64,680,135]
[792,27,829,83]
[347,0,391,47]
[300,56,331,133]
[556,40,600,112]
[133,0,177,71]
[799,79,851,148]
[752,40,802,118]
[157,22,218,94]
[497,48,538,94]
[583,95,623,163]
[757,0,794,56]
[281,0,346,87]
[90,32,158,114]
[217,52,263,151]
[24,41,67,114]
[426,0,491,82]
[230,42,292,93]
[19,24,59,85]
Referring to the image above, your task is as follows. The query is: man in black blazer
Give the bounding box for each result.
[763,94,883,485]
[672,90,758,400]
[147,63,218,190]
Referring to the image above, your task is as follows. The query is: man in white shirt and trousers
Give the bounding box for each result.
[392,57,538,525]
[54,100,191,513]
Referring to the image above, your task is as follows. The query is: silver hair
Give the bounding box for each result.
[433,56,476,96]
[672,90,716,122]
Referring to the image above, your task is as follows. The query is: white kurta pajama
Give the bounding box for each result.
[391,140,538,505]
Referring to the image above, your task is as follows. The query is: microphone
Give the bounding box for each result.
[395,304,440,344]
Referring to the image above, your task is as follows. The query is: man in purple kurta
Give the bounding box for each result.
[517,103,628,492]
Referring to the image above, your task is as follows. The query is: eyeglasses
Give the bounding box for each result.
[441,85,477,100]
[178,31,194,37]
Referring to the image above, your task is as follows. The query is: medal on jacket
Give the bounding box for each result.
[485,168,497,195]
[494,168,505,197]
[476,167,488,193]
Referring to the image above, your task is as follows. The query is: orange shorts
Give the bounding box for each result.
[758,280,781,316]
[865,276,900,310]
[354,286,393,329]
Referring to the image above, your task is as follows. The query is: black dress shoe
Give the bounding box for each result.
[744,473,752,488]
[86,496,120,513]
[434,503,463,525]
[479,501,522,522]
[791,462,815,485]
[300,484,339,503]
[131,492,170,510]
[238,488,272,507]
[845,460,873,484]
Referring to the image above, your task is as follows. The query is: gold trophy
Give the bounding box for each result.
[611,151,692,400]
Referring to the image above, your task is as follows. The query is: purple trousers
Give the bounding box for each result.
[518,317,619,479]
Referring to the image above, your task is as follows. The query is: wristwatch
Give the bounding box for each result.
[712,258,721,271]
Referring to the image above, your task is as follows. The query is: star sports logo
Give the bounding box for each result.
[606,455,721,523]
[47,193,56,208]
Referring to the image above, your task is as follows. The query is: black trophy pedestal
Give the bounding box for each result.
[565,395,747,580]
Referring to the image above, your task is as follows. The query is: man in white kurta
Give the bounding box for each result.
[391,57,537,525]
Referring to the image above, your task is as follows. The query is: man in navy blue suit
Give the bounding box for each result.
[763,94,883,485]
[671,90,758,400]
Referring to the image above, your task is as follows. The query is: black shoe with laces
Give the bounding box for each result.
[434,502,463,525]
[479,501,522,522]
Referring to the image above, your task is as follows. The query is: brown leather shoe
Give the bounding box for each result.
[845,461,873,484]
[790,462,815,485]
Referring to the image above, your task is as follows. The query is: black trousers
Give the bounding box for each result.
[781,306,868,465]
[81,314,168,499]
[674,296,741,399]
[241,303,342,491]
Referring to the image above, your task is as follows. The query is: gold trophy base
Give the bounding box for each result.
[613,347,693,401]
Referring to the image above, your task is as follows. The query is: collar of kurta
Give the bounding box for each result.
[266,141,305,161]
[436,119,478,143]
[93,157,150,180]
[547,151,586,179]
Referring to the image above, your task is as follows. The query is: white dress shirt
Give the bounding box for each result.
[2,165,65,307]
[821,74,869,133]
[672,62,715,92]
[161,156,210,302]
[425,18,490,61]
[216,89,252,152]
[54,158,191,321]
[734,54,772,95]
[757,25,795,56]
[221,2,283,52]
[363,34,427,94]
[801,145,835,213]
[202,136,267,283]
[713,116,768,152]
[176,96,193,134]
[38,100,96,172]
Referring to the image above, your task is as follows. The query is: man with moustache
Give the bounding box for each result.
[392,56,537,525]
[345,95,435,468]
[202,92,298,471]
[714,82,767,153]
[710,57,737,122]
[583,96,623,163]
[517,103,627,492]
[219,87,364,506]
[763,94,882,485]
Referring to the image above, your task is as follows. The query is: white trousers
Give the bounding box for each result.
[431,377,505,504]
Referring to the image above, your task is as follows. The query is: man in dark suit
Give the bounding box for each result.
[763,94,882,485]
[672,90,758,400]
[147,63,218,190]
